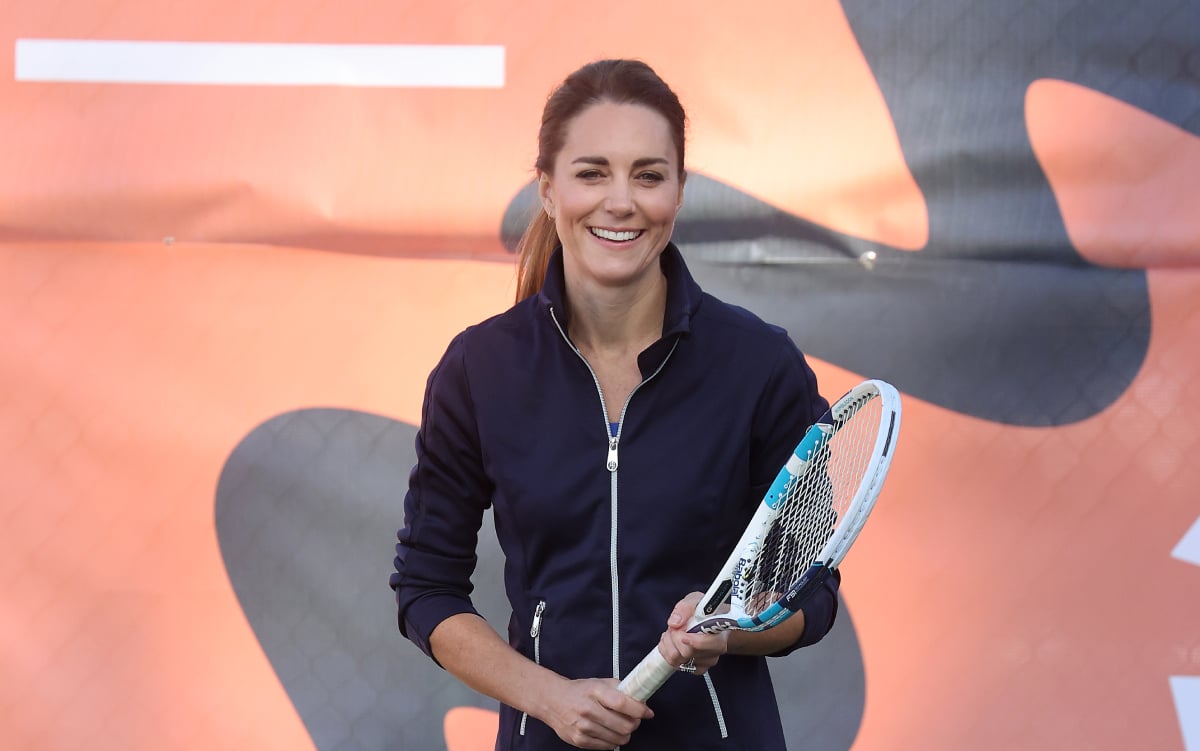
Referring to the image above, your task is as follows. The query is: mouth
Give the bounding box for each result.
[589,227,644,243]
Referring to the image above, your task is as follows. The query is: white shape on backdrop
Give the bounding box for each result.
[1171,676,1200,751]
[1172,519,1200,750]
[1173,515,1200,567]
[14,39,505,88]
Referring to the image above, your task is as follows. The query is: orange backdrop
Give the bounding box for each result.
[2,1,1198,750]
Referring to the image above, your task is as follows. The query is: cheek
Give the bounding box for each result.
[553,188,594,222]
[645,194,681,226]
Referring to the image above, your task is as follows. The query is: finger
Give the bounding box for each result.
[666,602,691,629]
[678,633,728,673]
[667,591,704,629]
[596,681,655,720]
[564,721,632,750]
[576,708,639,748]
[657,630,690,665]
[681,628,728,654]
[557,708,633,749]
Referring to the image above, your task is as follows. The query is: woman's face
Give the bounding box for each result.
[539,101,684,297]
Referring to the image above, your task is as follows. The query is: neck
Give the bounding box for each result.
[565,270,667,355]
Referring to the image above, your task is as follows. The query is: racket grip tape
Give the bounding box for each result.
[617,647,675,701]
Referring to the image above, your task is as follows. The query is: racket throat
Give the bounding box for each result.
[780,564,834,611]
[701,580,733,615]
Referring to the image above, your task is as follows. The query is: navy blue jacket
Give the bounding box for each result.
[392,244,838,749]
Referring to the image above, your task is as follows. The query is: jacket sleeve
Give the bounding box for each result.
[748,334,840,657]
[389,332,493,665]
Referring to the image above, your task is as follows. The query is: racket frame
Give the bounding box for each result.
[616,379,901,701]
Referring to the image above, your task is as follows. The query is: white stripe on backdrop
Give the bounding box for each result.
[14,39,505,88]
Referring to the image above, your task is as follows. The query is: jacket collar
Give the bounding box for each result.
[536,241,701,340]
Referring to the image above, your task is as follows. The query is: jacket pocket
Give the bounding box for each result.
[519,599,547,736]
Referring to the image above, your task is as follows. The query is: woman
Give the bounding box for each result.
[391,59,839,750]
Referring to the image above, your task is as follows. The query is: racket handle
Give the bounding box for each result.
[617,647,675,701]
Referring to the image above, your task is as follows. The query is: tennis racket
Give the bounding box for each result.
[617,378,901,701]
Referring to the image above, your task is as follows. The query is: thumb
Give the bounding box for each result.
[668,593,702,629]
[668,609,685,629]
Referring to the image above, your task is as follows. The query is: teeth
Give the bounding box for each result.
[590,227,642,242]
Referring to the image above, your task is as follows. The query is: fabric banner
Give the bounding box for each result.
[2,1,1198,749]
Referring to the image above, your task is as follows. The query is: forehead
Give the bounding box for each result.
[556,101,677,166]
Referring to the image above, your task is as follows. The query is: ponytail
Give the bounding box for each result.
[516,59,686,303]
[514,210,559,303]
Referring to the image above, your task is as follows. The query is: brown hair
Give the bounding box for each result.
[514,59,687,302]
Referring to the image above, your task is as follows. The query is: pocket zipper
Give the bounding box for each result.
[520,600,547,736]
[704,671,729,738]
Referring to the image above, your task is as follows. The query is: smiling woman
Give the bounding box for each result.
[514,59,687,303]
[391,59,840,750]
[539,101,684,306]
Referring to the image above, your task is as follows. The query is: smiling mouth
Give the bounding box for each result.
[590,227,644,242]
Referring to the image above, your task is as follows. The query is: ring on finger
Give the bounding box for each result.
[677,658,697,674]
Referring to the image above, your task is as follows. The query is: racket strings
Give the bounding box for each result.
[740,395,884,617]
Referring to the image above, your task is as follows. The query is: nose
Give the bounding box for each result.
[604,179,634,215]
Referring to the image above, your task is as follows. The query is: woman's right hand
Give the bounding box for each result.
[542,677,653,749]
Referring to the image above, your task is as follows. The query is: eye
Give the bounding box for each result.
[636,171,666,184]
[576,169,604,181]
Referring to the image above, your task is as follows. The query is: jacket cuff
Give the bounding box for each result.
[397,590,481,667]
[771,568,842,657]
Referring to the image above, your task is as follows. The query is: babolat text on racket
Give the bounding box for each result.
[618,378,901,701]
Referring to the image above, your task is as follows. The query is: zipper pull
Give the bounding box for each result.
[606,437,619,472]
[530,600,546,638]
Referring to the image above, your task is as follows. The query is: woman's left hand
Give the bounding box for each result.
[656,591,728,675]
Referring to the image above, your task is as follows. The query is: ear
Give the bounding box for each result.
[537,170,555,218]
[676,171,686,210]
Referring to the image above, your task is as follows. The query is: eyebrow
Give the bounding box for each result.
[571,156,671,168]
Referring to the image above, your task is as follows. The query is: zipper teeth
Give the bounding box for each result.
[550,307,622,677]
[617,338,678,430]
[704,673,729,738]
[548,306,680,680]
[610,341,679,678]
[521,600,547,736]
[549,307,612,436]
[546,306,714,743]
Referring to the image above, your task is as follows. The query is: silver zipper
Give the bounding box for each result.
[520,599,548,736]
[548,306,680,680]
[703,672,729,738]
[531,600,546,641]
[548,305,727,741]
